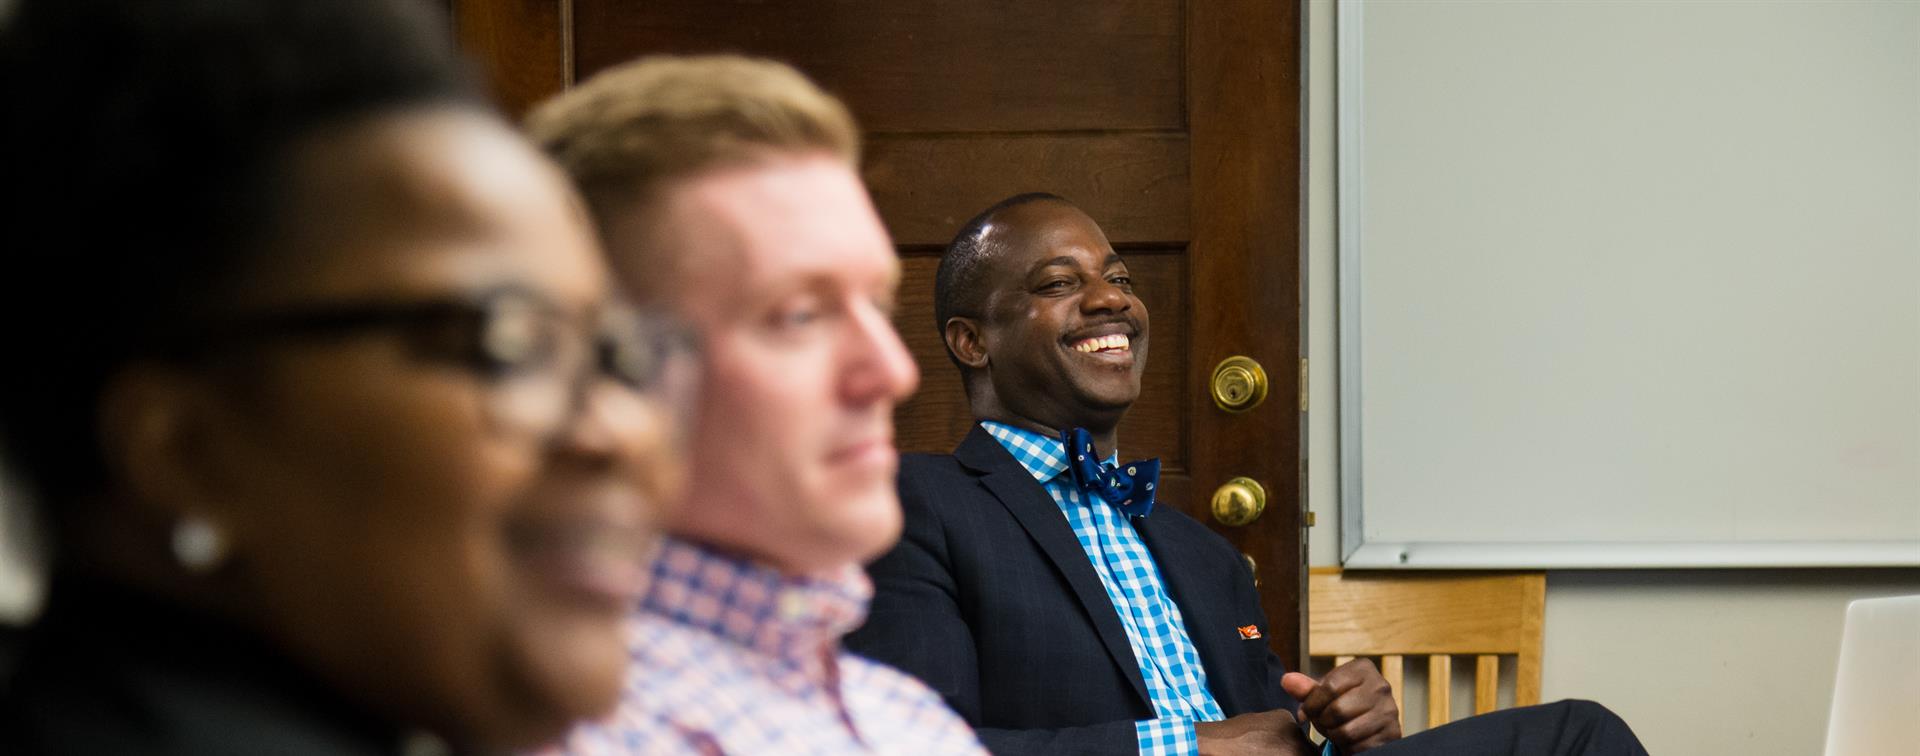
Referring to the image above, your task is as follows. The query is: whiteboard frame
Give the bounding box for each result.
[1331,0,1920,569]
[1344,542,1920,570]
[1335,0,1369,564]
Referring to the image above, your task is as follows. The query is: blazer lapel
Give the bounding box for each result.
[954,426,1152,708]
[1135,513,1253,712]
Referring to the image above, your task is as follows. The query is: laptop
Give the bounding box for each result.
[1823,595,1920,756]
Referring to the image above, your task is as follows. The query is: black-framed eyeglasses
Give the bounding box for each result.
[170,286,698,442]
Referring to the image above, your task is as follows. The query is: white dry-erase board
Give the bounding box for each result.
[1336,0,1920,568]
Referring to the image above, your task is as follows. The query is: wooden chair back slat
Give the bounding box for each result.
[1380,654,1405,719]
[1474,654,1500,715]
[1427,655,1452,728]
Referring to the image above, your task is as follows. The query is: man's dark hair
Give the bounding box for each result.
[0,0,481,515]
[932,192,1068,370]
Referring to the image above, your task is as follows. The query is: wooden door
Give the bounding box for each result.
[452,0,1307,669]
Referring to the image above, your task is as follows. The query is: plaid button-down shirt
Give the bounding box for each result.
[556,537,986,756]
[982,421,1226,756]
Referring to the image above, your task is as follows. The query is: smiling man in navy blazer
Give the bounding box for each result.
[845,193,1385,755]
[846,193,1650,756]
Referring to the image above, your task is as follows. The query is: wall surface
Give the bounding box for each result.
[1304,2,1920,754]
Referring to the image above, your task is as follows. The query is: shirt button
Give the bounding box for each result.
[778,590,808,621]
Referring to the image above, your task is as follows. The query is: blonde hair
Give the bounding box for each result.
[526,54,860,220]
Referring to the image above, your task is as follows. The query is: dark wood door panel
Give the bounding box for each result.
[452,0,565,117]
[571,0,1184,133]
[1186,0,1305,667]
[864,133,1190,248]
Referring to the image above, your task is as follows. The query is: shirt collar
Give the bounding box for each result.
[640,537,872,659]
[980,420,1119,485]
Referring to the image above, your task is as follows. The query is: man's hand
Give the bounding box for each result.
[1280,659,1401,754]
[1194,709,1316,756]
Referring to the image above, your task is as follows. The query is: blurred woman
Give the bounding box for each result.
[0,0,688,752]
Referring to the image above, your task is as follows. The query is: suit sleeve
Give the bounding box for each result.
[847,471,1144,756]
[846,471,982,717]
[1228,525,1305,713]
[1242,559,1298,715]
[974,722,1145,756]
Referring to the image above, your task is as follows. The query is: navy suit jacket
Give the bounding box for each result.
[846,426,1297,755]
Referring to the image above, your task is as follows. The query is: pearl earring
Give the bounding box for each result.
[171,515,228,573]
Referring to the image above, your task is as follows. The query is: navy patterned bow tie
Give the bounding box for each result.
[1061,427,1159,518]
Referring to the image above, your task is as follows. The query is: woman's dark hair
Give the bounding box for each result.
[0,0,483,517]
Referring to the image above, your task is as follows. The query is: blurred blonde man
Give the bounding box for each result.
[527,56,985,755]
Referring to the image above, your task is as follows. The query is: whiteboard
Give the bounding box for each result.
[1337,0,1920,568]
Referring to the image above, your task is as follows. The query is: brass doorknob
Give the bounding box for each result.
[1210,356,1269,412]
[1210,477,1267,527]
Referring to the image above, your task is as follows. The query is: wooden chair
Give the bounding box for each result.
[1306,567,1545,732]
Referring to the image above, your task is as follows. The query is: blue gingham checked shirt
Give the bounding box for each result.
[983,421,1226,756]
[553,537,987,755]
